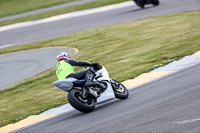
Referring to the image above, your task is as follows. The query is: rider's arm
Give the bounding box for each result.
[66,59,93,67]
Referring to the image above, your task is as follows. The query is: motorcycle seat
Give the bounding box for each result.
[73,80,86,87]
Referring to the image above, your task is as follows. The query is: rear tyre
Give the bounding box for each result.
[68,89,95,113]
[152,0,159,6]
[134,0,145,8]
[111,80,129,99]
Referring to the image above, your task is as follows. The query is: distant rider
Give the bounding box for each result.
[56,52,101,87]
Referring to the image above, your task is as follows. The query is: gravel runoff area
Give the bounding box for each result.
[0,47,75,90]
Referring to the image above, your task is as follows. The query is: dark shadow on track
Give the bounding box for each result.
[118,5,158,16]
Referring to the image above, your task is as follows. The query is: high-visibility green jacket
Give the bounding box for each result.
[56,59,92,80]
[56,60,74,80]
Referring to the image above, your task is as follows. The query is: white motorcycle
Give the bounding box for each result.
[53,65,129,113]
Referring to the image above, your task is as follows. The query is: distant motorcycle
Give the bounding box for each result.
[54,64,129,113]
[133,0,160,8]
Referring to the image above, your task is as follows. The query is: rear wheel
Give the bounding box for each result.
[111,80,129,99]
[68,89,95,113]
[134,0,145,8]
[152,0,159,6]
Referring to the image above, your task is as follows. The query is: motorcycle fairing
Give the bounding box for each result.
[97,82,115,104]
[53,78,77,92]
[95,66,109,81]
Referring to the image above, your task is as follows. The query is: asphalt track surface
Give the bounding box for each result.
[0,0,99,22]
[0,0,200,47]
[0,48,74,90]
[13,63,200,133]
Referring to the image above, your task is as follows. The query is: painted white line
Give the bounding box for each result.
[174,118,200,125]
[0,44,14,49]
[0,1,134,32]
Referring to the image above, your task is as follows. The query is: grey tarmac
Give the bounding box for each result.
[0,0,99,22]
[13,63,200,133]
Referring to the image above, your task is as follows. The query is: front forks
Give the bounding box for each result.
[82,87,88,98]
[111,80,119,89]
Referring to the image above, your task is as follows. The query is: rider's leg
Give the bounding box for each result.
[66,69,101,88]
[66,70,87,79]
[85,69,106,88]
[84,69,98,87]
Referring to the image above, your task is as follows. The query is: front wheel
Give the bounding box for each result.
[68,89,95,113]
[111,80,129,99]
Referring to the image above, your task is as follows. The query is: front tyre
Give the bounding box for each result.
[111,80,129,99]
[68,89,95,113]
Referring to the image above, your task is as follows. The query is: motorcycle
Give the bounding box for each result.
[133,0,160,8]
[53,65,129,113]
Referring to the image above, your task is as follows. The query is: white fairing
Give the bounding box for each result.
[95,66,110,81]
[97,82,115,104]
[95,66,115,104]
[53,78,77,92]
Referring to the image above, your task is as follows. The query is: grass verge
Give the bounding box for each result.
[0,10,200,127]
[0,0,129,26]
[0,0,79,18]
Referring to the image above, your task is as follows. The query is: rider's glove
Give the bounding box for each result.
[92,63,101,71]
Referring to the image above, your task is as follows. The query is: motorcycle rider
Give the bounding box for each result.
[56,52,101,88]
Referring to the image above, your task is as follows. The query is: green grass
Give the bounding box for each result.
[0,0,77,18]
[0,0,128,26]
[0,10,200,127]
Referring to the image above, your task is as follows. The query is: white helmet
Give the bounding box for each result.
[57,52,70,61]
